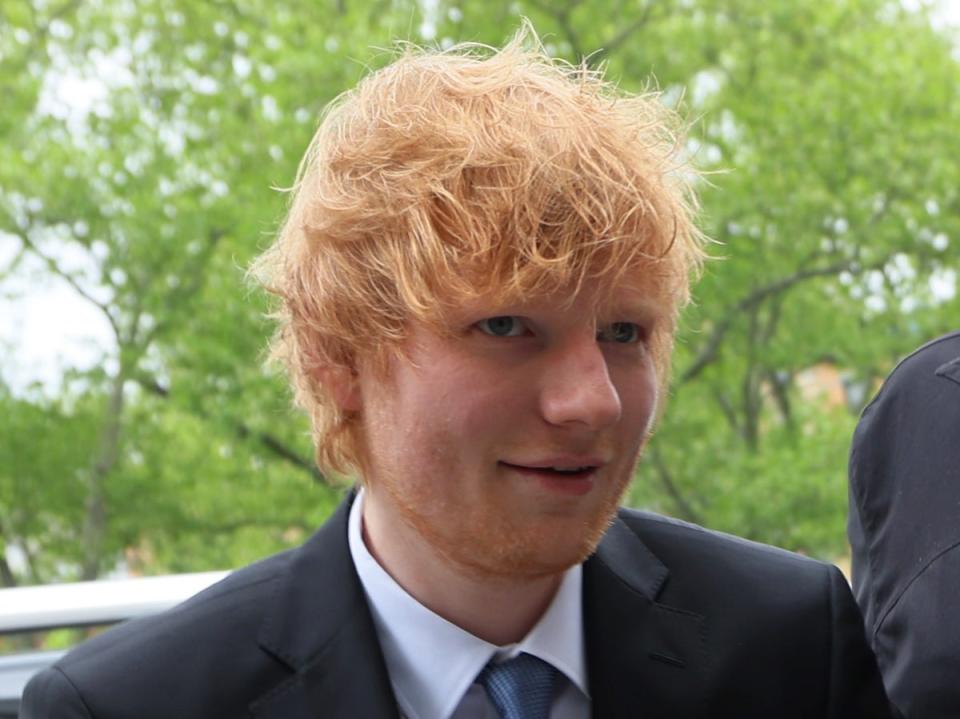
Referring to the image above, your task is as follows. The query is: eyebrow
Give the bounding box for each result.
[598,294,666,322]
[446,286,668,324]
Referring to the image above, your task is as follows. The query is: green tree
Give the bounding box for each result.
[1,0,958,584]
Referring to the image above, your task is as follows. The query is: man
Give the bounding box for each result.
[24,29,891,718]
[849,330,960,718]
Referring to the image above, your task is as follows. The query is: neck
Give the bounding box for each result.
[361,489,564,646]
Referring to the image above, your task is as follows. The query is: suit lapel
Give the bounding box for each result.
[584,516,708,718]
[246,497,708,717]
[251,494,400,719]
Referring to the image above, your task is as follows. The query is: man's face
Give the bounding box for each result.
[356,280,662,580]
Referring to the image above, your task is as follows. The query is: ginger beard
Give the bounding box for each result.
[356,292,661,583]
[369,436,647,581]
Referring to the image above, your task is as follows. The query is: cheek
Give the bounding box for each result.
[616,362,659,432]
[428,386,513,452]
[423,359,522,435]
[370,369,502,467]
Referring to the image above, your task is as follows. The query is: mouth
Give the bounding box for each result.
[498,460,601,495]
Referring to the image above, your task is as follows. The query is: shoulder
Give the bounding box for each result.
[23,548,298,718]
[598,509,894,717]
[617,507,830,577]
[862,330,960,417]
[883,329,960,385]
[850,330,960,472]
[851,330,960,480]
[23,497,361,718]
[67,547,294,665]
[613,507,843,615]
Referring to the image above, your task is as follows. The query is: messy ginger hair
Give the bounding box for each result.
[250,25,706,477]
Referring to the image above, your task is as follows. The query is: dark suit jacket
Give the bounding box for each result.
[849,330,960,718]
[24,495,891,718]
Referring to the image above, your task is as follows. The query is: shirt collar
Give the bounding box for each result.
[348,488,588,719]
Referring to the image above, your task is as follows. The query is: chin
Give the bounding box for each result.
[442,514,614,581]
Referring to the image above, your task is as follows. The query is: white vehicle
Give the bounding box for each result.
[0,571,228,717]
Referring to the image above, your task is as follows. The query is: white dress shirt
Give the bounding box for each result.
[348,489,591,719]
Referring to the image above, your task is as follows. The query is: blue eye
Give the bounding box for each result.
[598,322,644,344]
[476,316,526,337]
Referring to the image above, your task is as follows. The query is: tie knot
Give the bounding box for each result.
[477,652,559,719]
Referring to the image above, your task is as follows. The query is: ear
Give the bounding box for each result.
[318,365,362,412]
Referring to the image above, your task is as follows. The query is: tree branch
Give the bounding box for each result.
[5,0,84,71]
[589,1,664,67]
[649,445,704,524]
[237,422,326,483]
[765,368,793,428]
[16,232,122,341]
[136,376,327,484]
[711,387,740,434]
[0,242,28,282]
[138,227,226,348]
[679,257,886,385]
[527,0,585,59]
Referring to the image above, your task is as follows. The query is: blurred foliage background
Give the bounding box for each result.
[1,0,958,585]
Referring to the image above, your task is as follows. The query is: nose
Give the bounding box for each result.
[539,336,622,430]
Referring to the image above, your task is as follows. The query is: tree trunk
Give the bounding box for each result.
[80,369,126,581]
[0,554,17,588]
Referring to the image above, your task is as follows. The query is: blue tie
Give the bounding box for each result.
[477,652,559,719]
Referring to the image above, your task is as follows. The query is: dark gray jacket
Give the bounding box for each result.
[849,330,960,718]
[26,496,891,717]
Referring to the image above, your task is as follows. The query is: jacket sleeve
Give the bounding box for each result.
[826,565,897,719]
[20,666,94,719]
[872,545,960,719]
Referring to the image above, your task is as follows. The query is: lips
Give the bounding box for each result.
[499,457,605,480]
[500,462,594,476]
[500,460,600,497]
